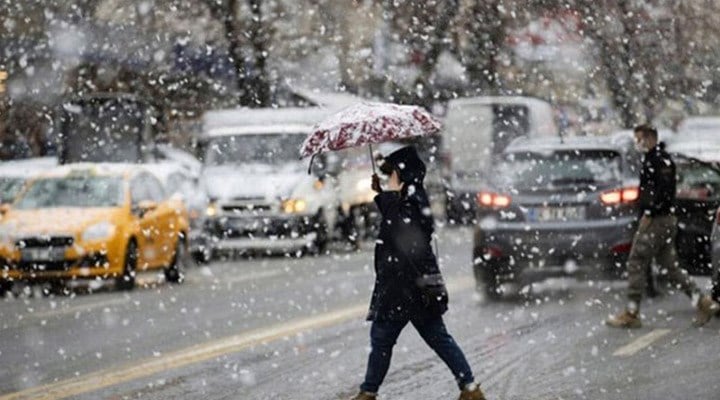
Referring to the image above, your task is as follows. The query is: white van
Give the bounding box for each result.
[198,107,342,257]
[442,96,558,222]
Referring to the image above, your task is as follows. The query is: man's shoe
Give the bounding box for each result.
[458,384,487,400]
[351,392,377,400]
[694,295,720,327]
[605,310,642,329]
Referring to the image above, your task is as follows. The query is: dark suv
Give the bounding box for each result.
[472,134,642,299]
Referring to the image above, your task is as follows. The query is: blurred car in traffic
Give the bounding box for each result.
[667,131,720,163]
[146,162,210,263]
[0,164,189,294]
[198,107,341,257]
[673,154,720,275]
[677,116,720,135]
[0,157,57,208]
[473,132,720,299]
[472,134,641,299]
[441,96,558,224]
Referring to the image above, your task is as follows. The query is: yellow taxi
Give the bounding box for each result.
[0,164,189,293]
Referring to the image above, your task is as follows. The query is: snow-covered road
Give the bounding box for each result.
[0,228,718,400]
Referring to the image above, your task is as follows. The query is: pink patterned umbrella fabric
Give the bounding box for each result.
[299,101,442,158]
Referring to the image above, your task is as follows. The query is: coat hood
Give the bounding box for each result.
[381,146,426,186]
[380,146,434,235]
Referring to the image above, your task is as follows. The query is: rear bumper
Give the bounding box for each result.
[473,216,636,279]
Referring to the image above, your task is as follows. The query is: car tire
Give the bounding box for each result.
[192,247,211,264]
[165,236,186,284]
[116,241,137,291]
[0,281,13,297]
[473,253,502,301]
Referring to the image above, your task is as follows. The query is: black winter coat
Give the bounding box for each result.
[638,143,676,217]
[366,146,447,321]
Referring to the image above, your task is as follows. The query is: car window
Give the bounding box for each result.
[498,150,622,189]
[144,174,166,202]
[0,177,26,203]
[676,160,720,201]
[15,176,124,209]
[130,175,152,205]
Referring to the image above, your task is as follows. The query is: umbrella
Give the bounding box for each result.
[300,101,441,173]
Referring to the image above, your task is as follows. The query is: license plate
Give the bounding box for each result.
[229,218,260,232]
[527,206,585,222]
[21,247,67,262]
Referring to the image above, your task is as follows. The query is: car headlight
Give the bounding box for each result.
[82,222,116,242]
[0,224,17,247]
[206,202,218,217]
[282,199,307,214]
[0,231,15,248]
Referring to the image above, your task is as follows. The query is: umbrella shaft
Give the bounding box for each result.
[368,143,376,173]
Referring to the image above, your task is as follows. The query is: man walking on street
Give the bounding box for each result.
[606,125,720,329]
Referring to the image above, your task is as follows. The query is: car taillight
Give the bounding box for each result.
[601,187,639,205]
[477,191,512,208]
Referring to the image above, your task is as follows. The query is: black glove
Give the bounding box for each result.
[371,174,382,193]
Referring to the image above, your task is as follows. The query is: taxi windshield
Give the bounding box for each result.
[15,176,124,209]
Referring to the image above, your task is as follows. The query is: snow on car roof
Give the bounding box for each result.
[506,135,629,153]
[144,162,192,184]
[0,157,58,178]
[202,107,337,135]
[204,124,313,138]
[446,95,551,108]
[38,163,145,179]
[679,116,720,133]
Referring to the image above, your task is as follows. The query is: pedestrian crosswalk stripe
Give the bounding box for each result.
[612,329,672,357]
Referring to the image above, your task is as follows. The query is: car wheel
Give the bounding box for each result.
[0,281,13,297]
[165,236,186,284]
[473,254,502,301]
[116,241,137,291]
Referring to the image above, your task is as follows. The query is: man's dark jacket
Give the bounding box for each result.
[367,146,447,321]
[638,143,676,217]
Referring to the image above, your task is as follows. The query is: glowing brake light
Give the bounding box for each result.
[477,191,512,208]
[601,187,639,205]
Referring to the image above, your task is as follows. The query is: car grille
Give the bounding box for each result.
[221,204,272,213]
[209,216,314,238]
[16,236,74,248]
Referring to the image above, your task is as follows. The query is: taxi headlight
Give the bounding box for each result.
[282,199,307,214]
[0,225,16,248]
[82,222,116,242]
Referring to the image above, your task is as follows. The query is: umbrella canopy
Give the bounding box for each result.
[299,101,441,159]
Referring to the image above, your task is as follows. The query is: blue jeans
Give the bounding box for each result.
[360,316,475,393]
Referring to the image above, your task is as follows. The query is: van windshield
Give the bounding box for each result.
[444,103,530,172]
[204,134,307,166]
